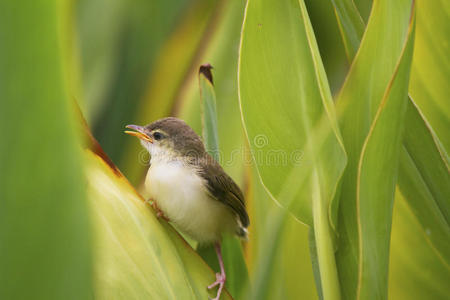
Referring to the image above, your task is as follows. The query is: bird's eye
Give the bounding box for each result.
[153,132,163,140]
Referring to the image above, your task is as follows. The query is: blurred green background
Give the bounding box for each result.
[1,0,448,299]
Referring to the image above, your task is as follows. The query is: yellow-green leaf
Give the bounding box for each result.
[331,0,449,298]
[239,0,346,230]
[389,191,450,299]
[397,101,450,267]
[85,150,232,299]
[0,1,91,299]
[239,0,347,298]
[334,0,414,298]
[409,0,450,151]
[356,16,415,299]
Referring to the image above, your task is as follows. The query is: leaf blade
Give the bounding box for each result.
[329,0,365,60]
[238,0,347,298]
[199,65,249,298]
[0,2,92,299]
[356,15,415,298]
[408,0,450,151]
[330,0,450,297]
[85,150,232,300]
[333,0,414,298]
[398,101,450,266]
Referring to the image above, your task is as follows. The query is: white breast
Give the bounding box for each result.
[145,159,236,244]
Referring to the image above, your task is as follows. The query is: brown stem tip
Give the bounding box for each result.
[199,63,214,85]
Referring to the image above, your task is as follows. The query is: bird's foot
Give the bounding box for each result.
[146,198,170,222]
[208,272,226,300]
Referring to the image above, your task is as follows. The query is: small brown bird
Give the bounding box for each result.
[125,117,249,300]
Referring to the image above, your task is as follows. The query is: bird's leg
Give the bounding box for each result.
[208,242,226,300]
[146,198,170,221]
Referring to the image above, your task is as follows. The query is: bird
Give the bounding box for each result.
[125,117,249,300]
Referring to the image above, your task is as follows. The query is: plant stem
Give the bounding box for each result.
[312,171,341,300]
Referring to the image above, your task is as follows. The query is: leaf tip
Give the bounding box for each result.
[199,63,214,85]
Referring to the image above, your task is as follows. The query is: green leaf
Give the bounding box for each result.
[303,0,349,95]
[198,65,249,298]
[0,1,91,299]
[397,102,450,266]
[329,0,365,60]
[244,162,319,300]
[246,207,289,300]
[309,228,324,300]
[199,65,220,160]
[239,0,347,299]
[239,0,346,230]
[409,0,450,151]
[85,150,232,299]
[356,18,415,299]
[333,0,414,298]
[353,0,373,23]
[244,163,318,300]
[389,191,450,299]
[331,0,449,297]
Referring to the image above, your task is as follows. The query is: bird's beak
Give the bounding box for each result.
[124,125,153,143]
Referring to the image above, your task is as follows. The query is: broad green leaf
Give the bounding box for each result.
[198,65,249,298]
[397,102,450,266]
[333,0,413,298]
[85,150,232,299]
[0,1,91,299]
[239,0,347,298]
[356,18,415,299]
[389,191,450,299]
[409,0,450,151]
[239,0,346,230]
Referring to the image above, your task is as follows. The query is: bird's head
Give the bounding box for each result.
[125,117,206,161]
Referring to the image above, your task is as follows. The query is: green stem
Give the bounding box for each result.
[312,171,341,300]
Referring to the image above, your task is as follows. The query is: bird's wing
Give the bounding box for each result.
[197,158,249,228]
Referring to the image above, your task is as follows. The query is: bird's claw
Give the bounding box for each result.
[146,198,170,221]
[156,210,170,222]
[208,272,226,300]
